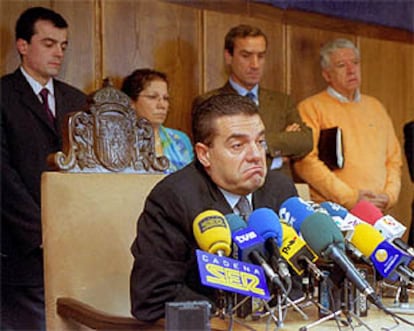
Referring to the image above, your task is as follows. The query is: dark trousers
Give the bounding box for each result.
[1,283,45,331]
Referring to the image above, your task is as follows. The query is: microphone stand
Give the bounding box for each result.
[281,261,322,319]
[299,274,374,331]
[387,278,414,315]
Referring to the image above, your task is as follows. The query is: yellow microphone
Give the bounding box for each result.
[280,223,319,276]
[350,223,384,257]
[193,210,232,256]
[350,222,414,282]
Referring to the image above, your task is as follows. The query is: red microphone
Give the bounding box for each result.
[350,200,382,225]
[351,200,410,255]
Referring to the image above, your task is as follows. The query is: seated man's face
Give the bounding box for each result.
[197,113,267,195]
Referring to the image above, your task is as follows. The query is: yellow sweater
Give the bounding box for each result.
[294,90,402,210]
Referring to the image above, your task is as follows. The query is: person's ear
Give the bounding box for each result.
[16,38,28,56]
[195,142,211,168]
[224,49,233,66]
[322,68,331,83]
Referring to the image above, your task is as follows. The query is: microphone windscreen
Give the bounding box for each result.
[350,200,383,225]
[300,213,345,256]
[279,197,314,233]
[350,223,384,257]
[281,222,298,239]
[225,213,246,233]
[248,208,283,246]
[193,210,231,256]
[320,201,348,219]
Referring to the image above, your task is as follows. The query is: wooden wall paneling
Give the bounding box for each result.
[359,37,414,234]
[101,0,200,135]
[1,0,49,76]
[53,0,96,93]
[0,0,96,94]
[287,25,355,103]
[202,9,285,94]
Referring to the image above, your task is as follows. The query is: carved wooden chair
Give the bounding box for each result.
[42,82,170,330]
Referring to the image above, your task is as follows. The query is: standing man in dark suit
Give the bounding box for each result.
[192,24,312,177]
[130,93,298,322]
[1,7,86,330]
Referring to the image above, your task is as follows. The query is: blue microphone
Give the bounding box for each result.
[226,213,265,262]
[247,208,283,247]
[247,208,290,283]
[320,201,363,231]
[226,214,285,289]
[278,197,314,233]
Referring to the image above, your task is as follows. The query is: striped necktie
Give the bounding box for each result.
[236,196,252,221]
[39,88,55,125]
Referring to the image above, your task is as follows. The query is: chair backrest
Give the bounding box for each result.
[42,172,164,330]
[48,80,169,173]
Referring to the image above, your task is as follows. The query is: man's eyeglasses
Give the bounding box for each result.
[139,94,170,102]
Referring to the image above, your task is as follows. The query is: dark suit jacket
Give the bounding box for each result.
[130,161,298,321]
[192,82,313,176]
[1,69,87,285]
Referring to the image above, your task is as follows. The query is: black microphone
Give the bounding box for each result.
[345,241,374,267]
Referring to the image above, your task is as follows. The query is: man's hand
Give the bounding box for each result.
[357,190,389,213]
[367,193,389,213]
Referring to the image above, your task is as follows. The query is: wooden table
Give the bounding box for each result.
[210,297,414,331]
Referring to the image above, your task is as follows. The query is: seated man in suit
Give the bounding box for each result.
[192,24,312,177]
[130,93,298,321]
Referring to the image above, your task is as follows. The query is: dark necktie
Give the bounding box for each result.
[245,92,255,101]
[39,88,55,125]
[236,196,252,221]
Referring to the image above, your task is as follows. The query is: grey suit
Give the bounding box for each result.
[130,161,298,321]
[193,83,313,176]
[1,68,86,329]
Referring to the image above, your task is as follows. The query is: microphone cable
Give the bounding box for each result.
[381,306,414,328]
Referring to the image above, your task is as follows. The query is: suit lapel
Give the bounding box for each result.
[53,83,67,135]
[195,162,234,215]
[13,69,57,134]
[221,82,238,95]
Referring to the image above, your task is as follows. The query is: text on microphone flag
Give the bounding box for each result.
[196,250,270,300]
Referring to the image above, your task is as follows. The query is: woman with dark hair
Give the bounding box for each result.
[122,68,193,173]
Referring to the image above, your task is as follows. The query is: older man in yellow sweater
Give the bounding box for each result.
[294,38,402,212]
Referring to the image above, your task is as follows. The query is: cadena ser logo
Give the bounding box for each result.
[196,250,270,300]
[197,215,227,233]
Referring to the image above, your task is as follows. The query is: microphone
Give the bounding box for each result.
[227,214,285,290]
[226,213,265,262]
[320,201,363,231]
[393,239,414,257]
[193,210,232,257]
[279,196,314,233]
[345,241,373,267]
[299,212,385,310]
[279,223,321,278]
[351,200,406,240]
[247,208,291,283]
[350,222,414,282]
[350,200,383,225]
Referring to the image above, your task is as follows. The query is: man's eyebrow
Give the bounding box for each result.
[225,129,266,142]
[40,37,68,44]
